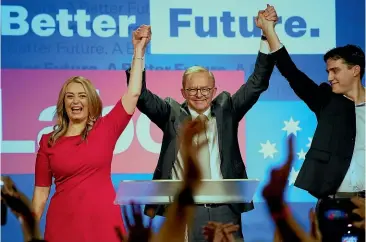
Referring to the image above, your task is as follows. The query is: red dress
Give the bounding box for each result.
[35,100,131,242]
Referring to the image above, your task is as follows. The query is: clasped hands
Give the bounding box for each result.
[255,4,278,32]
[132,25,151,56]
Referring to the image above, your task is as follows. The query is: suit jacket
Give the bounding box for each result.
[126,52,275,216]
[272,47,356,199]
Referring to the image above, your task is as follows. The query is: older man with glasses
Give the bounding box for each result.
[126,20,278,241]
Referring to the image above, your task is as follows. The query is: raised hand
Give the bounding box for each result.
[255,10,266,29]
[262,135,294,204]
[308,208,322,242]
[132,25,151,54]
[1,176,33,221]
[1,176,42,241]
[255,4,278,31]
[263,4,278,23]
[178,118,208,188]
[351,196,365,229]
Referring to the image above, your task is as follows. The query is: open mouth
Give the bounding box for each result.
[71,107,83,114]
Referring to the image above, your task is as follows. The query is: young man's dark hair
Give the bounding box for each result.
[324,44,365,79]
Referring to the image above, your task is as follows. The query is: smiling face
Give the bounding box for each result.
[64,82,89,124]
[323,45,365,96]
[51,76,103,144]
[326,58,358,94]
[181,67,217,113]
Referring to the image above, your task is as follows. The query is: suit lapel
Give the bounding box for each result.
[172,102,190,135]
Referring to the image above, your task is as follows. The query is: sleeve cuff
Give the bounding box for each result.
[270,43,284,54]
[259,40,284,54]
[259,39,270,54]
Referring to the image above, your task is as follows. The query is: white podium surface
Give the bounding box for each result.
[114,179,260,205]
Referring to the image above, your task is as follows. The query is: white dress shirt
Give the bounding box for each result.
[337,102,365,192]
[172,108,222,180]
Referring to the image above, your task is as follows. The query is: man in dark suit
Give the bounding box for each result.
[258,6,365,200]
[126,20,278,241]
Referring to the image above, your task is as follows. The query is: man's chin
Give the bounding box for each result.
[191,106,210,113]
[187,101,210,112]
[331,87,343,94]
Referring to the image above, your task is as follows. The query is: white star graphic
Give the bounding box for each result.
[288,167,299,186]
[259,140,278,159]
[282,117,302,136]
[306,137,313,148]
[297,149,306,160]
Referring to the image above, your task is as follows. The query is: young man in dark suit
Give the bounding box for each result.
[258,5,365,202]
[127,19,278,241]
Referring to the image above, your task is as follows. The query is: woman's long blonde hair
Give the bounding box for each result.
[48,76,103,146]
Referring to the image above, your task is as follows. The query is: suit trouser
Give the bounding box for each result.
[188,204,244,242]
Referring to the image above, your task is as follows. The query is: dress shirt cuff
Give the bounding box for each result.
[259,40,284,54]
[270,43,284,54]
[259,39,271,54]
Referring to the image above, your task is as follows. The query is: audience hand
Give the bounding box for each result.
[262,136,294,206]
[203,222,239,242]
[308,208,322,242]
[1,176,42,242]
[351,196,365,230]
[150,119,206,242]
[179,119,208,189]
[273,228,282,242]
[1,176,32,218]
[120,202,153,242]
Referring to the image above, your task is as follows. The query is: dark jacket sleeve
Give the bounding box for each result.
[126,69,171,130]
[271,47,331,116]
[231,52,275,122]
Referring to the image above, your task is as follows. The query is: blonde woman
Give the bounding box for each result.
[31,25,151,242]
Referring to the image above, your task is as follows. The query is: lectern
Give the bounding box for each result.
[114,179,260,205]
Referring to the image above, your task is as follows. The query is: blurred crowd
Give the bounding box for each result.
[1,118,365,242]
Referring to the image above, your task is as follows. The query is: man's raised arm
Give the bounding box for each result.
[230,10,278,122]
[260,5,325,115]
[126,25,170,130]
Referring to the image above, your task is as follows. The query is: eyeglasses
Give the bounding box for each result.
[185,87,214,96]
